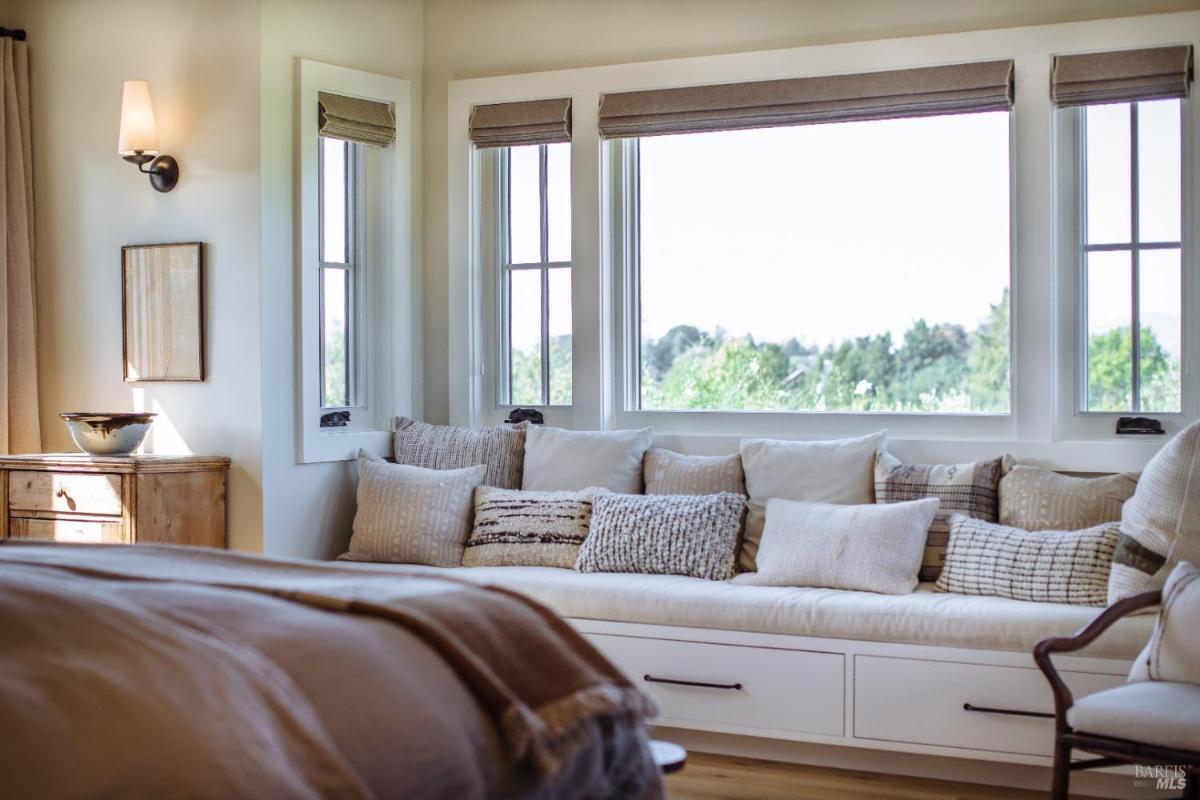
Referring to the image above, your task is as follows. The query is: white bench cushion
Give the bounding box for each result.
[1068,682,1200,752]
[337,558,1152,658]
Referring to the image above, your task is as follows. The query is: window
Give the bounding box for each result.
[1079,99,1183,414]
[500,142,572,406]
[633,112,1011,414]
[319,136,361,411]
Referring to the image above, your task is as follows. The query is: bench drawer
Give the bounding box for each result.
[9,517,126,544]
[588,633,844,737]
[853,655,1123,757]
[9,471,123,516]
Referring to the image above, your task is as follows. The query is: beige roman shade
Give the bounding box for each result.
[597,60,1015,139]
[318,91,395,147]
[1051,45,1193,107]
[469,98,572,148]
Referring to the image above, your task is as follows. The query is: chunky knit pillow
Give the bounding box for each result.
[462,487,593,569]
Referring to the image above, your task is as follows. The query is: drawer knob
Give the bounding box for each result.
[963,702,1053,719]
[644,674,743,691]
[55,487,77,511]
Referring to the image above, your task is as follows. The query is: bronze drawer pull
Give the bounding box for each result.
[55,488,77,511]
[963,702,1053,719]
[644,674,742,691]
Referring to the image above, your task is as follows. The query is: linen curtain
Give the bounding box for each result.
[0,32,39,454]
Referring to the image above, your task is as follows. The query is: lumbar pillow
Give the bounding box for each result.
[936,516,1117,606]
[1129,561,1200,684]
[522,426,653,494]
[1109,422,1200,603]
[643,449,745,496]
[999,464,1136,532]
[348,452,485,567]
[392,416,527,490]
[575,492,744,581]
[462,487,594,569]
[739,431,886,572]
[874,452,1002,582]
[745,497,938,594]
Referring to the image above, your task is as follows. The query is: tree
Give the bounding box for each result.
[1087,326,1178,412]
[967,288,1010,413]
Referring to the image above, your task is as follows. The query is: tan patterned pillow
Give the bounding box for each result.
[463,488,593,569]
[348,452,485,566]
[393,416,527,490]
[999,465,1136,532]
[644,449,745,495]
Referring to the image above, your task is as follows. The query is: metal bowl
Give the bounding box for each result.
[60,412,157,456]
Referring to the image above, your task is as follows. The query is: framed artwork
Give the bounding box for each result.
[122,242,205,381]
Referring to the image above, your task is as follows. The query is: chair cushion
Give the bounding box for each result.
[1068,682,1200,753]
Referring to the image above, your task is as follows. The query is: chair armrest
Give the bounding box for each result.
[1033,590,1161,732]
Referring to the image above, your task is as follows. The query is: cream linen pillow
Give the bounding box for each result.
[999,465,1137,532]
[348,452,485,566]
[745,497,938,594]
[643,449,745,496]
[522,426,653,494]
[739,431,886,572]
[1129,561,1200,684]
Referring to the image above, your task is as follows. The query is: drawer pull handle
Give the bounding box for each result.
[644,674,742,691]
[55,488,77,511]
[963,702,1053,719]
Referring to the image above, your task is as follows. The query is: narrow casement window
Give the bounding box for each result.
[319,136,361,410]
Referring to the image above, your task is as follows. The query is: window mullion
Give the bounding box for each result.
[539,145,551,405]
[1130,104,1142,413]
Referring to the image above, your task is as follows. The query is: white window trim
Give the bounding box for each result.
[447,12,1200,471]
[298,59,414,463]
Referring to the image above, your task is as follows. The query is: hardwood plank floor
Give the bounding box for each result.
[665,752,1094,799]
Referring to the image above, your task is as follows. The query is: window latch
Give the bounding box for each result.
[1116,416,1164,435]
[320,410,351,428]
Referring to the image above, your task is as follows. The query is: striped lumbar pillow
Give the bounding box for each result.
[462,487,593,569]
[392,416,527,490]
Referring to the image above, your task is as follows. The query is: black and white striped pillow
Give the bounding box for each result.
[463,487,593,568]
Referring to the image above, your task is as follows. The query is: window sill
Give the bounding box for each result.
[298,427,390,465]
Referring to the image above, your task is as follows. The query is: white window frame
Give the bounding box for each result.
[449,13,1200,471]
[298,59,413,463]
[318,137,365,413]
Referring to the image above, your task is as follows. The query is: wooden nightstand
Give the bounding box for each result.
[0,454,230,547]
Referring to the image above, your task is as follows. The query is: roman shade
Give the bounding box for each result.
[469,98,572,148]
[318,91,395,147]
[597,60,1014,139]
[1051,45,1193,107]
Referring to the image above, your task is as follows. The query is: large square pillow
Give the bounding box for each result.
[999,464,1136,532]
[874,452,1002,582]
[462,487,593,569]
[739,430,886,572]
[1109,421,1200,603]
[643,449,745,496]
[522,427,653,494]
[393,416,527,489]
[1129,561,1200,684]
[744,497,938,594]
[347,452,485,567]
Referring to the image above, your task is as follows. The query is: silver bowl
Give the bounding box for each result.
[60,412,156,456]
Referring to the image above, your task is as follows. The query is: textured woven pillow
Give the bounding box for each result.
[643,449,745,496]
[1000,465,1136,531]
[874,452,1002,582]
[1109,421,1200,603]
[575,492,744,581]
[522,427,654,494]
[392,416,526,490]
[1129,561,1200,684]
[348,452,485,566]
[936,516,1118,606]
[462,487,593,569]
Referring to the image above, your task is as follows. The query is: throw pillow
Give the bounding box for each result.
[874,452,1002,582]
[575,492,744,581]
[745,497,939,594]
[522,426,654,494]
[935,516,1117,606]
[1129,561,1200,684]
[462,487,594,569]
[392,416,527,490]
[999,465,1137,532]
[643,449,745,496]
[1109,421,1200,603]
[739,430,886,573]
[347,452,485,567]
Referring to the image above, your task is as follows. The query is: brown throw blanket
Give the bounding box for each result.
[0,542,661,798]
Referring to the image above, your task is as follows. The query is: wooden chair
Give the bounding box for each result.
[1034,590,1200,800]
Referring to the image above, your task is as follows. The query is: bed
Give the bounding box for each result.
[0,542,663,799]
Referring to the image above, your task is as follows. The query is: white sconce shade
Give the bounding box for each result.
[118,80,159,156]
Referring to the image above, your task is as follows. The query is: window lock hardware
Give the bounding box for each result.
[320,410,351,428]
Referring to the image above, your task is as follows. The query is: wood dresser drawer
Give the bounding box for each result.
[9,517,126,544]
[588,633,844,737]
[8,471,123,516]
[853,655,1123,757]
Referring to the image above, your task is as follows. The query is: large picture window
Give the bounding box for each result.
[634,112,1011,414]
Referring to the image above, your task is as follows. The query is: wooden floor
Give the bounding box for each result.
[665,752,1089,799]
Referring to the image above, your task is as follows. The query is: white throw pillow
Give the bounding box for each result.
[746,497,938,594]
[739,431,886,572]
[348,452,485,567]
[1129,561,1200,684]
[522,426,653,493]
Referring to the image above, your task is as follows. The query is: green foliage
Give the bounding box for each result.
[1087,326,1180,413]
[323,328,348,408]
[510,334,573,406]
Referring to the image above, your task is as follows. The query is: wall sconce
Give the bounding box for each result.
[118,80,179,193]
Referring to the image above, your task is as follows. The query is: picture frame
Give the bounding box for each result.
[121,242,205,382]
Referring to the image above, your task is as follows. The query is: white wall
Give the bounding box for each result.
[16,0,265,550]
[259,0,423,559]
